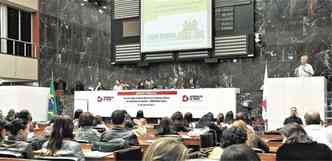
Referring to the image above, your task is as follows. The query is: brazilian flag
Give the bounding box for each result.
[48,80,58,120]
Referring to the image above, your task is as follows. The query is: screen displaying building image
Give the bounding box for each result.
[141,0,212,53]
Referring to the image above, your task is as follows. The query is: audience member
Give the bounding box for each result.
[196,113,224,143]
[132,110,148,138]
[220,144,261,161]
[232,120,269,152]
[75,112,100,142]
[235,112,255,132]
[0,119,33,158]
[184,112,195,129]
[304,112,332,149]
[43,117,55,138]
[156,117,177,136]
[123,110,135,128]
[171,111,189,132]
[283,107,303,125]
[277,123,332,161]
[134,110,147,126]
[16,110,34,141]
[136,110,144,119]
[101,110,138,145]
[221,127,247,148]
[216,113,226,128]
[94,115,108,130]
[73,109,83,128]
[5,109,16,122]
[41,116,85,161]
[143,138,188,161]
[224,111,234,127]
[209,127,247,160]
[0,120,7,142]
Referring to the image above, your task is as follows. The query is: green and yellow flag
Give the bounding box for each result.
[48,80,58,120]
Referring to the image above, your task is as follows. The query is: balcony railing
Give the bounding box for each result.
[0,37,35,58]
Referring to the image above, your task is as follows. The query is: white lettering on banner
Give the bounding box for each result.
[74,88,239,118]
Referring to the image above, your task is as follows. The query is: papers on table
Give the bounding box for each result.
[84,151,114,159]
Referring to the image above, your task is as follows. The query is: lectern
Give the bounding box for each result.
[264,77,327,131]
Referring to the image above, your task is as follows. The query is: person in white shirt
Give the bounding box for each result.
[304,112,332,150]
[295,55,314,77]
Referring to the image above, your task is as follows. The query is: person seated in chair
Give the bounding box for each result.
[220,144,261,161]
[0,120,6,143]
[156,117,177,136]
[41,116,85,161]
[283,107,303,125]
[101,110,138,145]
[277,123,332,161]
[0,119,33,159]
[143,137,188,161]
[75,112,100,143]
[171,112,189,133]
[209,127,247,160]
[232,120,269,153]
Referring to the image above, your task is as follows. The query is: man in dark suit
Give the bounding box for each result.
[283,107,303,125]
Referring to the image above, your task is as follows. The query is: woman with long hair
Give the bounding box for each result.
[224,111,234,127]
[277,123,332,161]
[42,115,85,161]
[143,138,188,161]
[232,120,269,153]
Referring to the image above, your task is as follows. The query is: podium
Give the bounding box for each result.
[265,77,327,131]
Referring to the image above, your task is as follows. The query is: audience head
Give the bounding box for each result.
[78,112,95,127]
[304,112,321,125]
[95,115,104,125]
[290,107,298,117]
[16,110,32,125]
[221,127,247,148]
[235,112,247,122]
[171,111,184,121]
[184,112,193,123]
[6,109,16,121]
[0,120,7,140]
[111,110,126,126]
[225,111,234,124]
[232,120,255,146]
[159,117,173,129]
[6,119,28,141]
[279,123,314,144]
[48,115,74,154]
[136,110,145,119]
[220,144,261,161]
[197,114,213,128]
[206,112,214,121]
[143,138,188,161]
[73,109,83,120]
[217,113,224,124]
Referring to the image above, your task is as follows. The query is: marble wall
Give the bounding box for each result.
[39,0,332,115]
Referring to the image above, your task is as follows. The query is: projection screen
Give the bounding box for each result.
[141,0,212,53]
